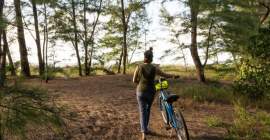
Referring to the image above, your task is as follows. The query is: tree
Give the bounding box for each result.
[160,7,189,71]
[31,0,45,76]
[188,0,206,82]
[14,0,31,77]
[81,0,103,76]
[120,0,128,74]
[0,0,6,87]
[52,0,85,76]
[101,0,150,73]
[71,0,82,76]
[161,0,221,82]
[0,31,8,87]
[6,43,16,76]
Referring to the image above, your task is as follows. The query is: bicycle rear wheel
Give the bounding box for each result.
[174,109,189,140]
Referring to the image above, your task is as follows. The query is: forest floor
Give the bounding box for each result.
[28,75,232,140]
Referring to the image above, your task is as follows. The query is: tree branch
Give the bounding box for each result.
[259,2,270,24]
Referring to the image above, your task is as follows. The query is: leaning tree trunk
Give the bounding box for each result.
[14,0,31,77]
[71,0,82,76]
[120,0,128,74]
[31,0,44,76]
[87,0,102,75]
[190,0,205,82]
[6,45,16,76]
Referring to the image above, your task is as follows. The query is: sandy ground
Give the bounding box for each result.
[28,75,230,140]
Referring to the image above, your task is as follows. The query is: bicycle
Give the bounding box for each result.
[155,77,189,140]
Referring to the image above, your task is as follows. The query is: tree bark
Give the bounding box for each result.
[203,19,214,67]
[120,0,128,74]
[14,0,31,77]
[0,0,5,87]
[0,32,2,63]
[118,47,123,73]
[71,0,82,76]
[86,0,102,75]
[6,44,16,76]
[189,0,205,82]
[259,2,270,24]
[44,3,49,83]
[31,0,44,76]
[0,31,7,87]
[83,0,89,76]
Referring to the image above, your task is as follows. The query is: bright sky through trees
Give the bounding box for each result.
[7,0,230,67]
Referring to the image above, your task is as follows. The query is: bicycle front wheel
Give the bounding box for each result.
[159,98,168,124]
[174,109,189,140]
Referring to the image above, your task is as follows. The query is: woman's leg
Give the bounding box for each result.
[137,92,149,133]
[145,93,155,129]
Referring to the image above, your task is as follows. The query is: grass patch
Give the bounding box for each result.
[171,81,234,104]
[0,83,65,139]
[204,115,224,128]
[226,103,270,140]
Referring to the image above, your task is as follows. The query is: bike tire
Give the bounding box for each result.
[159,98,168,124]
[174,109,189,140]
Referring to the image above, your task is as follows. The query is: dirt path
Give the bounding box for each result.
[32,75,229,140]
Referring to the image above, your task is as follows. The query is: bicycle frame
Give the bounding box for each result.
[159,89,179,128]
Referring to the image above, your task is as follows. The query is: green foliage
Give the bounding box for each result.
[99,0,149,66]
[234,24,270,100]
[0,84,64,139]
[0,16,8,29]
[226,103,270,140]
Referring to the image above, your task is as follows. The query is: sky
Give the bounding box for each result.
[7,0,231,67]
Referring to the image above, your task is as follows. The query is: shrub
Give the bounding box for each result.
[234,25,270,100]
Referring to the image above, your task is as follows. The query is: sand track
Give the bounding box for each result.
[30,75,228,140]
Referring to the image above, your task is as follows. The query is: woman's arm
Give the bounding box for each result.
[156,67,177,79]
[133,65,140,83]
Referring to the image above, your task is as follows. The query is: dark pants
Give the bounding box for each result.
[136,90,155,133]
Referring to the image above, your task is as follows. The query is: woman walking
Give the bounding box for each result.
[133,48,178,140]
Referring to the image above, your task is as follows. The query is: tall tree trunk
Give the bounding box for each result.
[31,0,44,76]
[120,0,128,74]
[0,0,5,87]
[0,32,2,63]
[6,45,16,76]
[118,47,123,73]
[71,0,82,76]
[189,0,205,82]
[88,44,94,74]
[0,31,7,87]
[203,19,214,67]
[14,0,31,77]
[83,0,89,76]
[44,3,49,83]
[88,0,102,75]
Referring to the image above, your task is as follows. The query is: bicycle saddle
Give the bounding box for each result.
[165,94,179,103]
